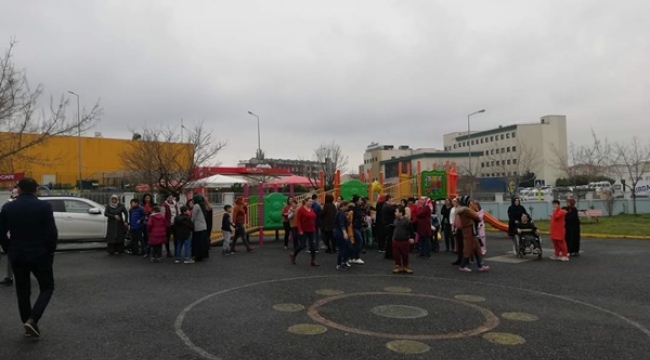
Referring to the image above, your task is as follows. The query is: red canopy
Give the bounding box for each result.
[266,175,318,187]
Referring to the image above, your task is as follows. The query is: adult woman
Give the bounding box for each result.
[290,199,318,266]
[382,196,396,259]
[440,198,453,252]
[191,194,209,261]
[456,197,489,272]
[231,197,254,253]
[471,201,487,255]
[105,195,128,255]
[141,193,156,258]
[287,199,299,250]
[281,197,294,249]
[204,201,213,251]
[334,196,342,209]
[451,198,465,265]
[564,197,581,256]
[321,194,338,253]
[507,197,528,238]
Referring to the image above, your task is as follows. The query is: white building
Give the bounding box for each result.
[442,115,568,186]
[361,143,416,181]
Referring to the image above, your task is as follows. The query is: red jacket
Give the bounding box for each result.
[415,205,433,237]
[408,204,419,223]
[296,206,316,233]
[147,213,168,245]
[550,208,565,240]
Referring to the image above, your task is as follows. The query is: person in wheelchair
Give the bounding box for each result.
[516,214,542,254]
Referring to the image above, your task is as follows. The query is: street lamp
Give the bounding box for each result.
[467,109,486,197]
[247,111,262,161]
[68,91,82,190]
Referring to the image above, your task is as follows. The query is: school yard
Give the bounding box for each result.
[0,234,648,360]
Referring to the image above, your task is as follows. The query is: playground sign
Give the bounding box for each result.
[421,170,447,199]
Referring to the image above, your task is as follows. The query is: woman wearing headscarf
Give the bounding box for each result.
[105,195,128,255]
[507,197,529,238]
[563,197,581,257]
[455,196,490,273]
[440,198,454,252]
[191,194,209,261]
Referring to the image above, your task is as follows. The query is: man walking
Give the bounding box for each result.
[0,178,58,338]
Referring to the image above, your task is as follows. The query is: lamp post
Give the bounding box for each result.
[68,91,82,190]
[467,109,486,197]
[247,111,261,161]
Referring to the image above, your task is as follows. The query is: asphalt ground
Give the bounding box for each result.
[0,233,649,360]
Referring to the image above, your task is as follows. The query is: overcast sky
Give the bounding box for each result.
[2,0,649,172]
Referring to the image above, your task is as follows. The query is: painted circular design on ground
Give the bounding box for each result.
[385,340,431,354]
[307,292,499,340]
[370,305,429,319]
[272,303,305,312]
[288,324,328,335]
[501,312,539,322]
[454,294,486,303]
[383,286,413,293]
[315,289,345,296]
[175,275,650,360]
[483,332,526,345]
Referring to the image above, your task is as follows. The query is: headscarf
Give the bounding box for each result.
[192,194,206,211]
[109,194,119,208]
[459,195,471,207]
[235,196,244,205]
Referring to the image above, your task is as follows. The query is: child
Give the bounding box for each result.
[128,199,145,256]
[392,206,415,274]
[173,206,194,264]
[147,206,167,263]
[516,214,542,253]
[550,200,569,261]
[221,205,235,255]
[334,201,351,270]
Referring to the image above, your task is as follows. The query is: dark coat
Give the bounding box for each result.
[564,206,581,253]
[321,201,337,232]
[0,194,58,263]
[382,203,396,228]
[105,203,128,245]
[507,198,529,236]
[173,214,194,241]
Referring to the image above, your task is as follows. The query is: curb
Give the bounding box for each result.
[485,227,650,240]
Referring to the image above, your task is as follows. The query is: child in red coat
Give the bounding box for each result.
[550,200,569,261]
[147,206,168,263]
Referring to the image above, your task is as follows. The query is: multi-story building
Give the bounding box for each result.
[361,143,416,181]
[238,157,330,179]
[442,115,568,186]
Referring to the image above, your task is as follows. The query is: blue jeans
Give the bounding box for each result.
[334,230,351,265]
[419,236,432,257]
[175,235,192,261]
[352,228,363,259]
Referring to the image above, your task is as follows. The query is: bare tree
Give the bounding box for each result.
[607,136,650,215]
[485,138,539,197]
[121,121,225,196]
[0,39,102,171]
[307,141,349,190]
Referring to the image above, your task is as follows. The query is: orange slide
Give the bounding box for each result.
[482,212,509,232]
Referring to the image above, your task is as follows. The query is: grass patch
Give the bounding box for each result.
[528,214,650,237]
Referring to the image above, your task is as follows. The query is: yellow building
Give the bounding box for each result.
[0,132,192,189]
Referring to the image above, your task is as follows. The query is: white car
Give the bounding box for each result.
[5,196,108,241]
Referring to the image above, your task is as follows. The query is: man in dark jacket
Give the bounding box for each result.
[507,197,529,237]
[0,178,58,338]
[381,195,396,259]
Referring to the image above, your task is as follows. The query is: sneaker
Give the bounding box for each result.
[549,255,560,261]
[459,267,472,273]
[336,265,347,270]
[150,257,155,263]
[378,250,386,253]
[142,254,149,259]
[560,256,569,262]
[246,247,255,253]
[311,261,319,267]
[403,267,414,274]
[24,319,40,338]
[346,261,351,267]
[351,258,365,265]
[174,260,181,264]
[184,259,195,264]
[478,266,490,272]
[392,266,403,274]
[532,248,541,255]
[221,250,231,255]
[0,277,13,287]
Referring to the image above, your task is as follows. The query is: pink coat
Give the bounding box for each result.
[147,213,168,245]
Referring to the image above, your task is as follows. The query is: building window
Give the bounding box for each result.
[506,133,510,138]
[481,162,484,168]
[491,161,495,166]
[512,132,516,138]
[513,159,518,164]
[512,146,517,152]
[454,144,457,149]
[496,160,500,166]
[490,149,494,155]
[496,148,499,154]
[484,150,488,156]
[507,146,511,152]
[480,138,484,144]
[514,171,518,175]
[492,173,495,177]
[500,134,504,140]
[501,148,505,153]
[507,159,511,165]
[490,136,494,141]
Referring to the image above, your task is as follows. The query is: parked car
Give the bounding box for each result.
[4,196,108,242]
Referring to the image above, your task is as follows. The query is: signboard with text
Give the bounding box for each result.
[0,173,25,182]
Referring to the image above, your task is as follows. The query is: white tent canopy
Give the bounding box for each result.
[188,174,248,188]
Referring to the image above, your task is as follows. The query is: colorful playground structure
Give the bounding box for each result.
[207,161,509,244]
